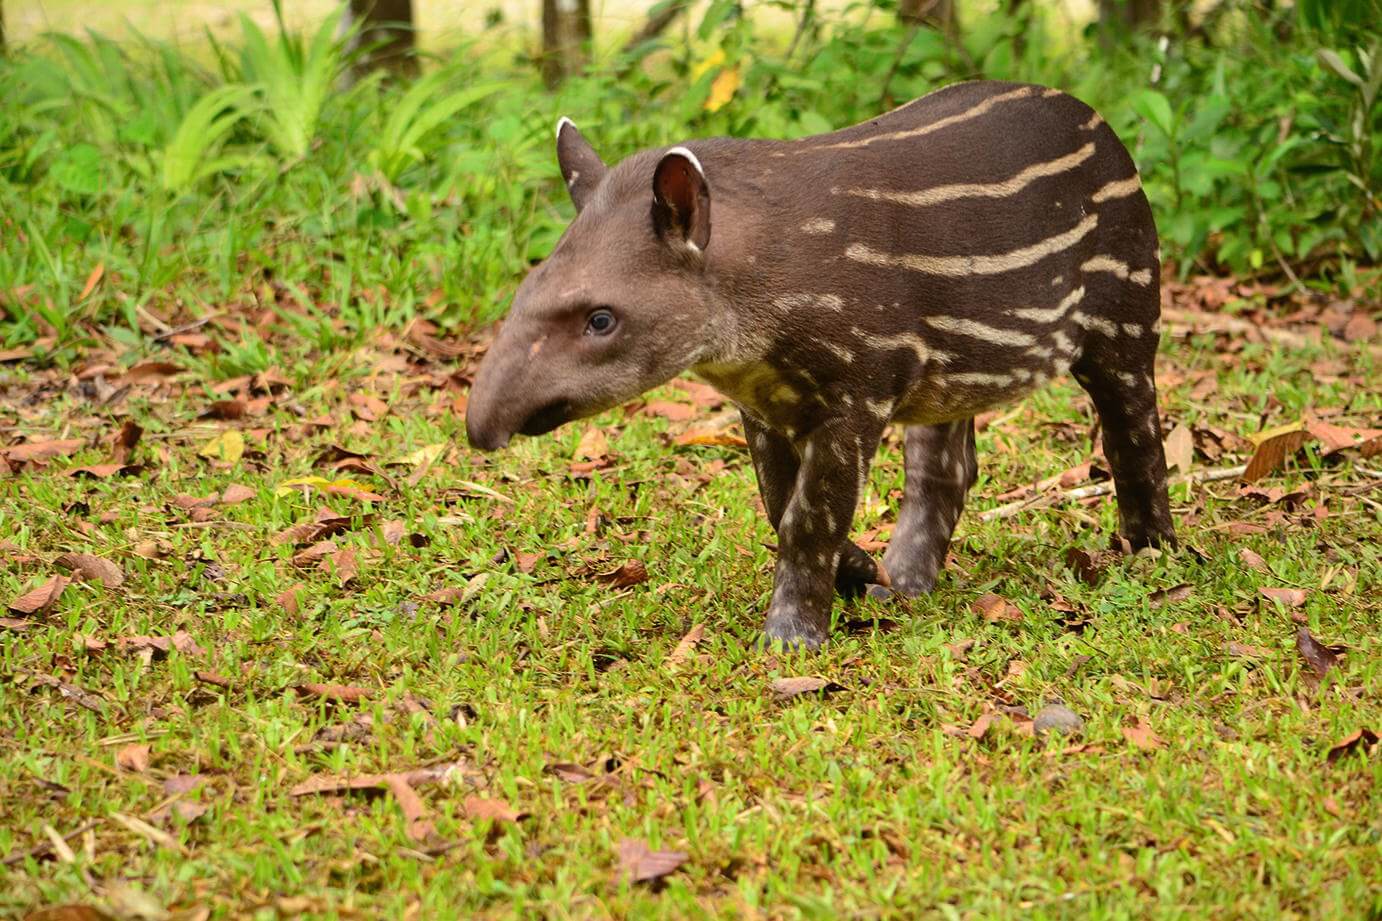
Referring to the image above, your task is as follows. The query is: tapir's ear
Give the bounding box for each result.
[555,117,606,212]
[651,147,711,253]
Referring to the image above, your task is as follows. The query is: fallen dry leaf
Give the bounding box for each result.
[327,548,359,585]
[111,420,143,464]
[292,540,339,566]
[220,484,256,505]
[1325,727,1378,763]
[9,576,70,615]
[274,508,353,546]
[618,837,688,884]
[972,592,1021,623]
[116,630,203,659]
[1238,548,1268,572]
[643,400,697,422]
[673,430,748,448]
[1121,716,1165,751]
[1163,424,1194,474]
[1149,583,1193,606]
[5,438,85,463]
[1064,547,1113,586]
[1304,419,1382,457]
[463,796,523,823]
[67,463,142,479]
[596,560,649,589]
[115,743,150,773]
[198,430,245,465]
[666,623,705,667]
[53,553,124,588]
[770,676,845,699]
[1296,627,1343,679]
[22,906,115,921]
[276,583,304,616]
[1260,587,1308,608]
[78,262,105,300]
[1242,422,1311,483]
[296,683,373,704]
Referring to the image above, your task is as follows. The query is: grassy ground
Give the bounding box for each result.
[2,278,1379,917]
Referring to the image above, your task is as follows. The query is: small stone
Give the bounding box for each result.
[1033,703,1084,738]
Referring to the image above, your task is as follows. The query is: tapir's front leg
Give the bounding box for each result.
[762,419,884,649]
[742,412,884,600]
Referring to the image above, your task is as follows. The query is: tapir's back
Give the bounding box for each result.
[694,80,1160,426]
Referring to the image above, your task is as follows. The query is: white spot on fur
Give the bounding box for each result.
[800,218,836,234]
[1051,275,1064,286]
[823,341,856,364]
[1130,268,1153,286]
[1082,113,1103,131]
[1121,323,1144,337]
[947,371,1014,387]
[773,292,845,313]
[863,397,894,420]
[1117,371,1139,388]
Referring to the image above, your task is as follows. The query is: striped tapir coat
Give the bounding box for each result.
[467,80,1176,649]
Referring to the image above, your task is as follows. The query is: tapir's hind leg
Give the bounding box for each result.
[869,419,977,599]
[1071,326,1176,549]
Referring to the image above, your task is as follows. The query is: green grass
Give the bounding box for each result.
[2,319,1379,918]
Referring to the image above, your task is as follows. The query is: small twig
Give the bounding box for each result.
[2,820,101,866]
[979,464,1248,522]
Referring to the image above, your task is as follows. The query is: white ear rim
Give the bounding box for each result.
[664,146,706,178]
[555,116,577,141]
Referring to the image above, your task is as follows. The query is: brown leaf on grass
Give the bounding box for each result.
[348,391,389,422]
[1342,310,1376,342]
[643,400,697,422]
[276,583,304,616]
[292,540,339,567]
[274,509,353,546]
[380,519,406,545]
[1121,717,1165,750]
[967,712,998,740]
[117,631,203,659]
[1260,587,1307,607]
[123,360,183,382]
[944,638,976,660]
[67,463,142,479]
[327,548,359,585]
[515,551,542,573]
[666,624,705,667]
[53,553,124,588]
[1304,419,1382,457]
[545,762,597,783]
[1238,548,1268,572]
[770,676,845,700]
[1296,627,1344,678]
[26,673,105,714]
[289,763,463,842]
[971,592,1021,623]
[10,576,70,615]
[618,838,688,884]
[220,484,256,505]
[1326,727,1378,763]
[5,438,85,463]
[201,399,246,421]
[1163,424,1194,474]
[1149,584,1193,606]
[1226,641,1272,658]
[1243,423,1311,483]
[77,262,105,300]
[296,683,373,704]
[111,420,143,464]
[115,743,150,773]
[1064,547,1113,586]
[1,616,35,631]
[596,560,648,589]
[194,670,231,688]
[463,796,523,823]
[673,430,748,448]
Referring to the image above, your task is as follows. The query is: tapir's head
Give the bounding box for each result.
[466,119,722,451]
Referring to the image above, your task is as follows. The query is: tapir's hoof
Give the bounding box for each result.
[761,618,826,652]
[866,584,895,600]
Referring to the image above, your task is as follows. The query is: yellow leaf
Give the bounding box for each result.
[275,476,374,497]
[391,443,446,467]
[198,430,245,464]
[691,48,726,81]
[705,67,741,113]
[1248,419,1306,445]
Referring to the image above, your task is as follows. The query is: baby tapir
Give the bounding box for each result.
[466,80,1175,649]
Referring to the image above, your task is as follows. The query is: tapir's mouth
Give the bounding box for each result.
[518,400,574,437]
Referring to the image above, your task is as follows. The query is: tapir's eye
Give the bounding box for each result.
[585,308,617,336]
